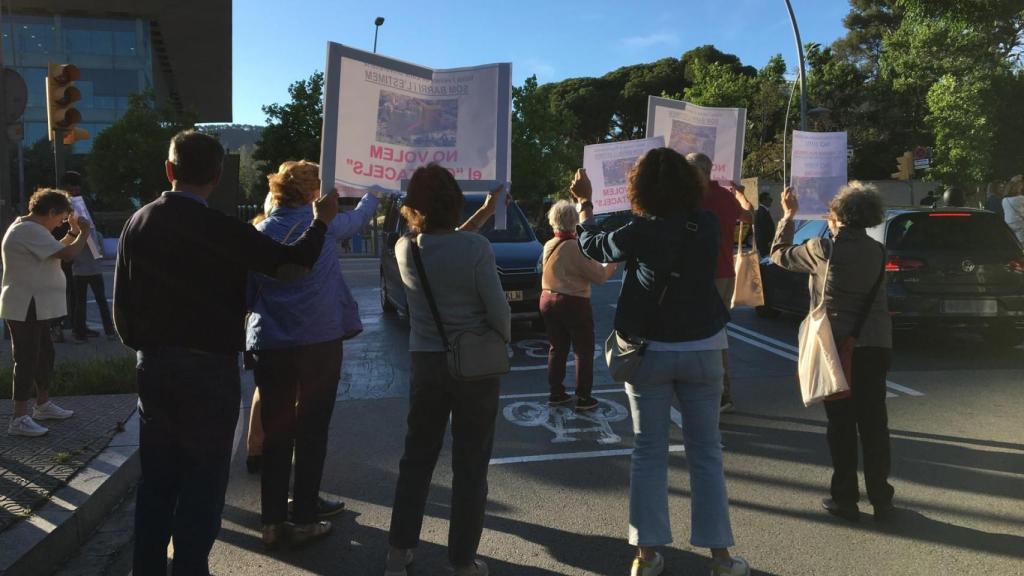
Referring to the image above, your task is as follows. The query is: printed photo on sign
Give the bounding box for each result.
[375,91,458,148]
[668,120,717,159]
[601,156,635,187]
[646,96,746,183]
[320,43,511,197]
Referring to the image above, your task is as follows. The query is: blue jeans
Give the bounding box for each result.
[133,348,240,576]
[625,349,734,549]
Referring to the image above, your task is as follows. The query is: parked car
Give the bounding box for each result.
[758,208,1024,347]
[380,192,544,325]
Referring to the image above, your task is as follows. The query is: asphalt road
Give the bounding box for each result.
[200,257,1023,576]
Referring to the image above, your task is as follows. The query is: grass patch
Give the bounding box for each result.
[0,354,136,399]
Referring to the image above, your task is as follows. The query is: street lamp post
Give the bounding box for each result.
[373,17,385,53]
[783,0,808,131]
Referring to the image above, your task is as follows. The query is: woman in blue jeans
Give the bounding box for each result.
[576,148,751,576]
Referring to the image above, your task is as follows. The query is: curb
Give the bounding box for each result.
[0,408,140,576]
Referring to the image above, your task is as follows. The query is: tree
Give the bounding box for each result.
[85,92,196,208]
[253,72,323,180]
[510,76,579,211]
[237,144,266,202]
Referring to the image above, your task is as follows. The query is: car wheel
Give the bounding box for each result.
[755,305,781,319]
[380,269,396,314]
[981,326,1024,348]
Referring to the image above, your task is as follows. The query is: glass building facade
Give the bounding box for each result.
[1,14,153,153]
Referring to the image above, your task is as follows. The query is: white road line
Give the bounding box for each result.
[726,327,924,397]
[498,388,684,432]
[728,322,799,353]
[490,444,685,465]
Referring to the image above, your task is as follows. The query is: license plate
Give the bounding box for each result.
[941,299,997,316]
[505,290,524,302]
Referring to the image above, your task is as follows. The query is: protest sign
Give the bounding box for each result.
[321,43,511,198]
[582,137,664,214]
[646,96,746,183]
[790,131,848,219]
[70,196,102,259]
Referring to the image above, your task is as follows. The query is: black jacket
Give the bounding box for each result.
[578,211,728,342]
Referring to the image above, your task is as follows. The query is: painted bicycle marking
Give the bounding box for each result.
[503,397,629,445]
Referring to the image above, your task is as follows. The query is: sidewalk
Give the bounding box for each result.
[0,328,139,575]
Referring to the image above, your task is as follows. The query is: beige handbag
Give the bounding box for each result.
[731,223,765,308]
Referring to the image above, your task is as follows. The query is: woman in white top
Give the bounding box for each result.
[1002,175,1024,245]
[1,189,92,437]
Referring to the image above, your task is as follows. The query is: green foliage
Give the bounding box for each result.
[253,72,324,182]
[84,92,197,209]
[511,76,579,213]
[925,74,995,183]
[0,354,136,399]
[237,144,266,202]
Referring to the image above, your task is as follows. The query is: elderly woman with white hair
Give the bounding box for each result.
[540,200,617,411]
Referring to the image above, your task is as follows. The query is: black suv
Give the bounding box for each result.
[758,208,1024,347]
[379,193,544,323]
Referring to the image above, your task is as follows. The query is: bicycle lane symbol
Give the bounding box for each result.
[502,397,629,445]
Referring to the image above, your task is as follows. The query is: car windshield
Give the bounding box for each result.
[462,198,535,243]
[886,213,1020,251]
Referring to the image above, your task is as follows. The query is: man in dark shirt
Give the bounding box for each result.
[984,184,1005,219]
[754,192,775,256]
[114,130,337,576]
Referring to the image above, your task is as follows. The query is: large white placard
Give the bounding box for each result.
[582,137,664,214]
[321,43,511,198]
[646,96,746,183]
[790,131,848,220]
[69,196,102,259]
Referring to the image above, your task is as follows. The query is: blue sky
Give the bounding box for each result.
[232,0,852,125]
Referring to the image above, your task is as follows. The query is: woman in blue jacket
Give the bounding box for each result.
[246,160,379,549]
[575,149,750,576]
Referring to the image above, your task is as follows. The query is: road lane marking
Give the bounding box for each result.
[499,388,684,431]
[490,444,685,466]
[726,326,923,397]
[728,322,799,353]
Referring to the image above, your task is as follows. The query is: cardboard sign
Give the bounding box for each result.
[69,196,102,259]
[582,137,664,214]
[321,43,511,198]
[646,96,746,183]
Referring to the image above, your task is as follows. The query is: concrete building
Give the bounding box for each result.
[1,0,232,152]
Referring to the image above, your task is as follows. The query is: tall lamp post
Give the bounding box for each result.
[783,0,807,131]
[373,17,385,53]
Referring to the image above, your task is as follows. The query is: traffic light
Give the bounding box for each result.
[62,127,90,145]
[45,63,84,142]
[891,151,913,180]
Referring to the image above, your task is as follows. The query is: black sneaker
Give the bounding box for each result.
[822,498,860,522]
[288,496,346,520]
[575,396,599,411]
[548,393,573,406]
[873,502,896,522]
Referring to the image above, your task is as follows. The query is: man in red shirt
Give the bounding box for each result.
[687,153,752,413]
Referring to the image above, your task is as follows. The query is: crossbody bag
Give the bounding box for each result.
[410,236,510,381]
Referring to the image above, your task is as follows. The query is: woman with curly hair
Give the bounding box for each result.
[771,182,894,522]
[246,160,380,549]
[575,148,750,576]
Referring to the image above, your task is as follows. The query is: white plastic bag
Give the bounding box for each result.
[797,264,849,406]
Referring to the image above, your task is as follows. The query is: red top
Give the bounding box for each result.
[701,182,743,279]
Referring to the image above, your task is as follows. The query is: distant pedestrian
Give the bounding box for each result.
[115,130,337,575]
[984,182,1005,220]
[1003,175,1024,245]
[63,172,116,342]
[771,182,895,522]
[2,189,91,437]
[540,199,617,411]
[576,149,751,576]
[384,164,510,576]
[245,160,380,549]
[918,190,937,207]
[754,192,775,256]
[686,152,752,414]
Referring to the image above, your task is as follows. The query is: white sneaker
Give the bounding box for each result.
[8,415,49,437]
[33,401,74,421]
[711,556,751,576]
[631,553,664,576]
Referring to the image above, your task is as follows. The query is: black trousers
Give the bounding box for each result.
[823,346,895,507]
[133,348,240,576]
[252,338,343,524]
[73,274,114,337]
[6,301,53,402]
[388,352,500,567]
